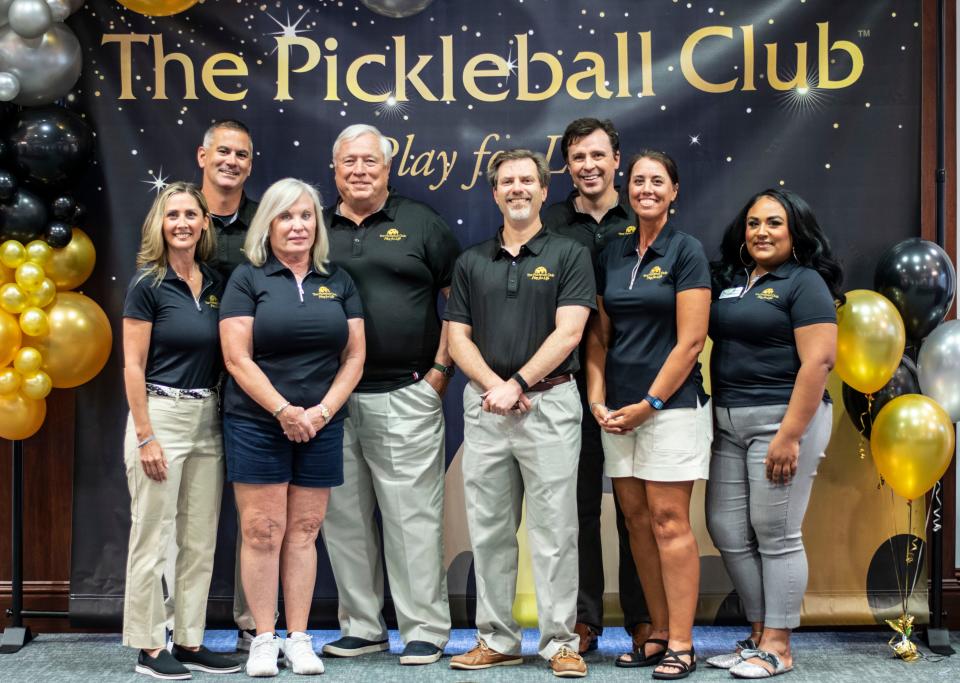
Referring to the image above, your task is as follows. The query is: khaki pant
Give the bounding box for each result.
[122,394,224,649]
[461,381,581,660]
[323,380,451,647]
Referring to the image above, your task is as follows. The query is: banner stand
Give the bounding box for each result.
[924,0,955,657]
[0,441,34,654]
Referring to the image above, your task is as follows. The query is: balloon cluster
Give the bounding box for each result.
[0,106,92,247]
[0,0,84,105]
[837,239,957,501]
[0,231,110,439]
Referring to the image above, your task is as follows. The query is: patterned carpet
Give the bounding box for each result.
[0,627,958,681]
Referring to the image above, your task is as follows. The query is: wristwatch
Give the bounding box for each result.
[317,403,331,424]
[432,362,455,378]
[643,394,665,410]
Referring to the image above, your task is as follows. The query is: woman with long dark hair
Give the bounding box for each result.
[705,189,842,678]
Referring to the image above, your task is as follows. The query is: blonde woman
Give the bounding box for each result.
[220,178,366,677]
[122,181,240,678]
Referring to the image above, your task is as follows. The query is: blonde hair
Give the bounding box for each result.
[136,182,213,285]
[243,178,328,274]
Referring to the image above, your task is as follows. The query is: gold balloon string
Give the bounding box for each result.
[856,394,874,460]
[885,491,907,616]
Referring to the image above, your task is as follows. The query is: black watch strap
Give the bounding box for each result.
[512,372,530,393]
[432,362,455,378]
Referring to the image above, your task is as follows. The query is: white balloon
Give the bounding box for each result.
[8,0,51,40]
[918,319,960,423]
[0,23,81,105]
[0,70,18,100]
[45,0,69,22]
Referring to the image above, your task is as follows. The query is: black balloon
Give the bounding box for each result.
[44,221,72,248]
[841,356,920,438]
[875,238,957,341]
[0,169,16,202]
[71,202,86,225]
[0,187,48,242]
[7,106,94,188]
[50,194,76,220]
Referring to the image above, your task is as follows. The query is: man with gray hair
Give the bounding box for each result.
[446,150,594,678]
[321,123,459,665]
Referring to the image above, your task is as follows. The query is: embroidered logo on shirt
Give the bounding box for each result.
[313,286,338,300]
[204,295,220,309]
[619,225,637,236]
[642,265,668,280]
[755,287,780,301]
[380,227,407,241]
[527,265,556,281]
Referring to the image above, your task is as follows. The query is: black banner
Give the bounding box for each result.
[69,0,923,626]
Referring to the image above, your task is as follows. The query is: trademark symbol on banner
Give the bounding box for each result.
[859,29,871,37]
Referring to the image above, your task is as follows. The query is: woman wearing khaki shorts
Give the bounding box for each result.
[586,151,712,680]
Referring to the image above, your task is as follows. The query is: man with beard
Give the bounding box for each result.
[447,150,594,678]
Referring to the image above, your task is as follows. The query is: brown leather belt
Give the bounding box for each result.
[527,374,573,393]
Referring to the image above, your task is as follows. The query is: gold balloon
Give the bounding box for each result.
[46,228,96,291]
[0,261,12,283]
[0,367,20,395]
[14,346,42,374]
[117,0,198,17]
[0,309,21,367]
[24,292,112,388]
[26,278,56,309]
[21,371,52,400]
[19,307,49,337]
[871,394,956,500]
[25,240,52,267]
[835,290,906,394]
[0,282,28,314]
[15,261,46,292]
[0,240,26,269]
[0,392,46,440]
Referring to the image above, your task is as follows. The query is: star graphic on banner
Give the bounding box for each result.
[265,10,313,55]
[141,167,169,194]
[504,47,518,83]
[689,134,701,146]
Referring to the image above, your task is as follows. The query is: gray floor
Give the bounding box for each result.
[1,627,959,681]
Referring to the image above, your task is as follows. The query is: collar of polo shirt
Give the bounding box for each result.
[621,221,676,257]
[332,187,397,223]
[567,188,631,218]
[491,226,549,261]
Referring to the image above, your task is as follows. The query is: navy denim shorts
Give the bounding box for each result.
[223,413,344,488]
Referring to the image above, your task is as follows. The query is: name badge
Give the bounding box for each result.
[719,287,743,299]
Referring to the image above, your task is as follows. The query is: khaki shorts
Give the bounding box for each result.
[601,399,713,481]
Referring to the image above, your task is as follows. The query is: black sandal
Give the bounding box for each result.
[615,637,668,668]
[652,647,697,680]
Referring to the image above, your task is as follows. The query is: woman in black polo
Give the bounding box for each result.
[705,189,841,678]
[122,181,240,678]
[219,178,365,677]
[586,151,711,679]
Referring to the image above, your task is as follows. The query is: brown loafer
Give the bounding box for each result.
[449,639,522,670]
[550,646,587,678]
[573,622,599,654]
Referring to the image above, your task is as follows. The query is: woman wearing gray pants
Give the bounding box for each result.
[705,189,844,678]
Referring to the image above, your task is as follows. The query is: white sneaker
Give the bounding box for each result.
[246,633,280,677]
[284,632,325,675]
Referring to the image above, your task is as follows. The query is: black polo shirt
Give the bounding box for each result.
[325,192,460,393]
[709,261,837,407]
[597,224,711,411]
[445,227,596,380]
[211,193,259,280]
[542,189,635,261]
[123,262,225,389]
[219,255,364,425]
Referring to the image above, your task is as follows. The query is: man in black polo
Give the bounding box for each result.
[446,150,594,678]
[542,118,649,654]
[196,118,262,650]
[321,124,459,666]
[196,119,259,280]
